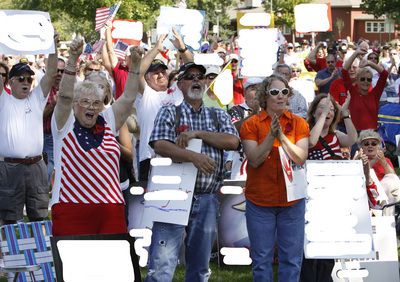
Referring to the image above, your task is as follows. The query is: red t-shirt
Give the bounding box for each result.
[232,73,244,105]
[112,62,129,100]
[329,78,348,105]
[372,158,394,181]
[342,69,388,130]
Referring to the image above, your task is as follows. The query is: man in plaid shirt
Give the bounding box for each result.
[146,62,239,282]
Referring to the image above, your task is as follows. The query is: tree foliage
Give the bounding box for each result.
[360,0,400,26]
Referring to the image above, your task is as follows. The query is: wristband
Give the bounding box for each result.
[342,115,351,119]
[178,46,187,53]
[63,69,76,76]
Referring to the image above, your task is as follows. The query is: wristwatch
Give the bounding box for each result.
[178,46,187,53]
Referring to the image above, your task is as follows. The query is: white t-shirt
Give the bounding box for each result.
[135,83,183,162]
[0,85,48,158]
[50,107,118,206]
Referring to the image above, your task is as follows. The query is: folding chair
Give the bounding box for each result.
[0,221,55,282]
[50,233,141,282]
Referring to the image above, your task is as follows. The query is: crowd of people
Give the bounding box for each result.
[1,19,400,282]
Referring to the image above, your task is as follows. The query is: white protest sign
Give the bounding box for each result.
[305,160,375,259]
[294,4,332,33]
[57,240,135,282]
[238,28,279,77]
[278,147,307,202]
[213,68,233,105]
[157,6,205,51]
[141,139,202,228]
[332,216,400,282]
[111,19,143,45]
[0,10,55,55]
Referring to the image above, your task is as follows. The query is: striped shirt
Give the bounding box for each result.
[50,107,124,206]
[149,101,238,194]
[308,132,343,160]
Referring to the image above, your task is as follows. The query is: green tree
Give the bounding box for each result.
[360,0,400,28]
[263,0,313,42]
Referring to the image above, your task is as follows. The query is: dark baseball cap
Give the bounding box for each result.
[177,62,206,80]
[146,59,168,74]
[9,62,35,79]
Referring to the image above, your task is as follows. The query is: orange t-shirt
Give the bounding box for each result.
[240,110,310,207]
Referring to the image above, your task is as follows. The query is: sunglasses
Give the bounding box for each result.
[268,88,290,96]
[182,73,205,81]
[359,77,372,82]
[85,67,100,72]
[362,141,378,147]
[0,73,6,78]
[206,74,217,80]
[57,69,64,74]
[76,98,103,110]
[15,76,33,83]
[326,60,335,64]
[368,56,378,60]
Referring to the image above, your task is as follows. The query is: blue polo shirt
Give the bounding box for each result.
[316,68,341,94]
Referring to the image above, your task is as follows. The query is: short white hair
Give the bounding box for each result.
[73,81,104,101]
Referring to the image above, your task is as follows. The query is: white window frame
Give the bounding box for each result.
[365,21,392,33]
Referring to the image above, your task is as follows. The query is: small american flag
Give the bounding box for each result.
[95,2,120,31]
[114,40,129,60]
[83,43,93,54]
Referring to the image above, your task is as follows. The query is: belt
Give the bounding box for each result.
[0,155,42,165]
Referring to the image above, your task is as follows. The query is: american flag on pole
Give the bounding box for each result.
[95,2,121,31]
[114,40,129,60]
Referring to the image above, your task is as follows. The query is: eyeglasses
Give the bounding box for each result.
[268,88,290,96]
[0,73,6,78]
[390,53,398,56]
[15,76,33,83]
[292,69,301,73]
[76,98,103,110]
[182,73,205,81]
[326,60,335,64]
[359,77,372,82]
[368,56,378,60]
[57,69,64,74]
[85,67,100,72]
[362,141,378,147]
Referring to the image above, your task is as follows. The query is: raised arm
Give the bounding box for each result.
[104,22,118,69]
[54,36,84,130]
[40,30,59,97]
[336,93,358,147]
[138,34,167,94]
[170,28,193,63]
[112,46,144,131]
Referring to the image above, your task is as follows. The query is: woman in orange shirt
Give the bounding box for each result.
[241,75,310,281]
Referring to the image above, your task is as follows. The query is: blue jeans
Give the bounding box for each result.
[145,194,219,282]
[43,133,54,183]
[246,199,305,282]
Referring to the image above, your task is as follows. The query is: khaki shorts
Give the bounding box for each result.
[0,159,49,221]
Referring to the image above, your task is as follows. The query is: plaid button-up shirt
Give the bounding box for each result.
[149,100,238,194]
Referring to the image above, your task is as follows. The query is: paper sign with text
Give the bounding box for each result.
[294,4,332,33]
[0,10,55,55]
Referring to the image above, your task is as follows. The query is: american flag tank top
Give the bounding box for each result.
[58,118,124,204]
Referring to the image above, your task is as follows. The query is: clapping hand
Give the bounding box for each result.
[270,114,283,140]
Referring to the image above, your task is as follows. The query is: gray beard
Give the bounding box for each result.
[187,87,204,100]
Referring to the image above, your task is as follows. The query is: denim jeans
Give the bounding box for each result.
[43,133,54,183]
[246,199,305,282]
[145,194,219,282]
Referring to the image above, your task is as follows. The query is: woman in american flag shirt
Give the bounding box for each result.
[300,92,357,281]
[50,37,143,236]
